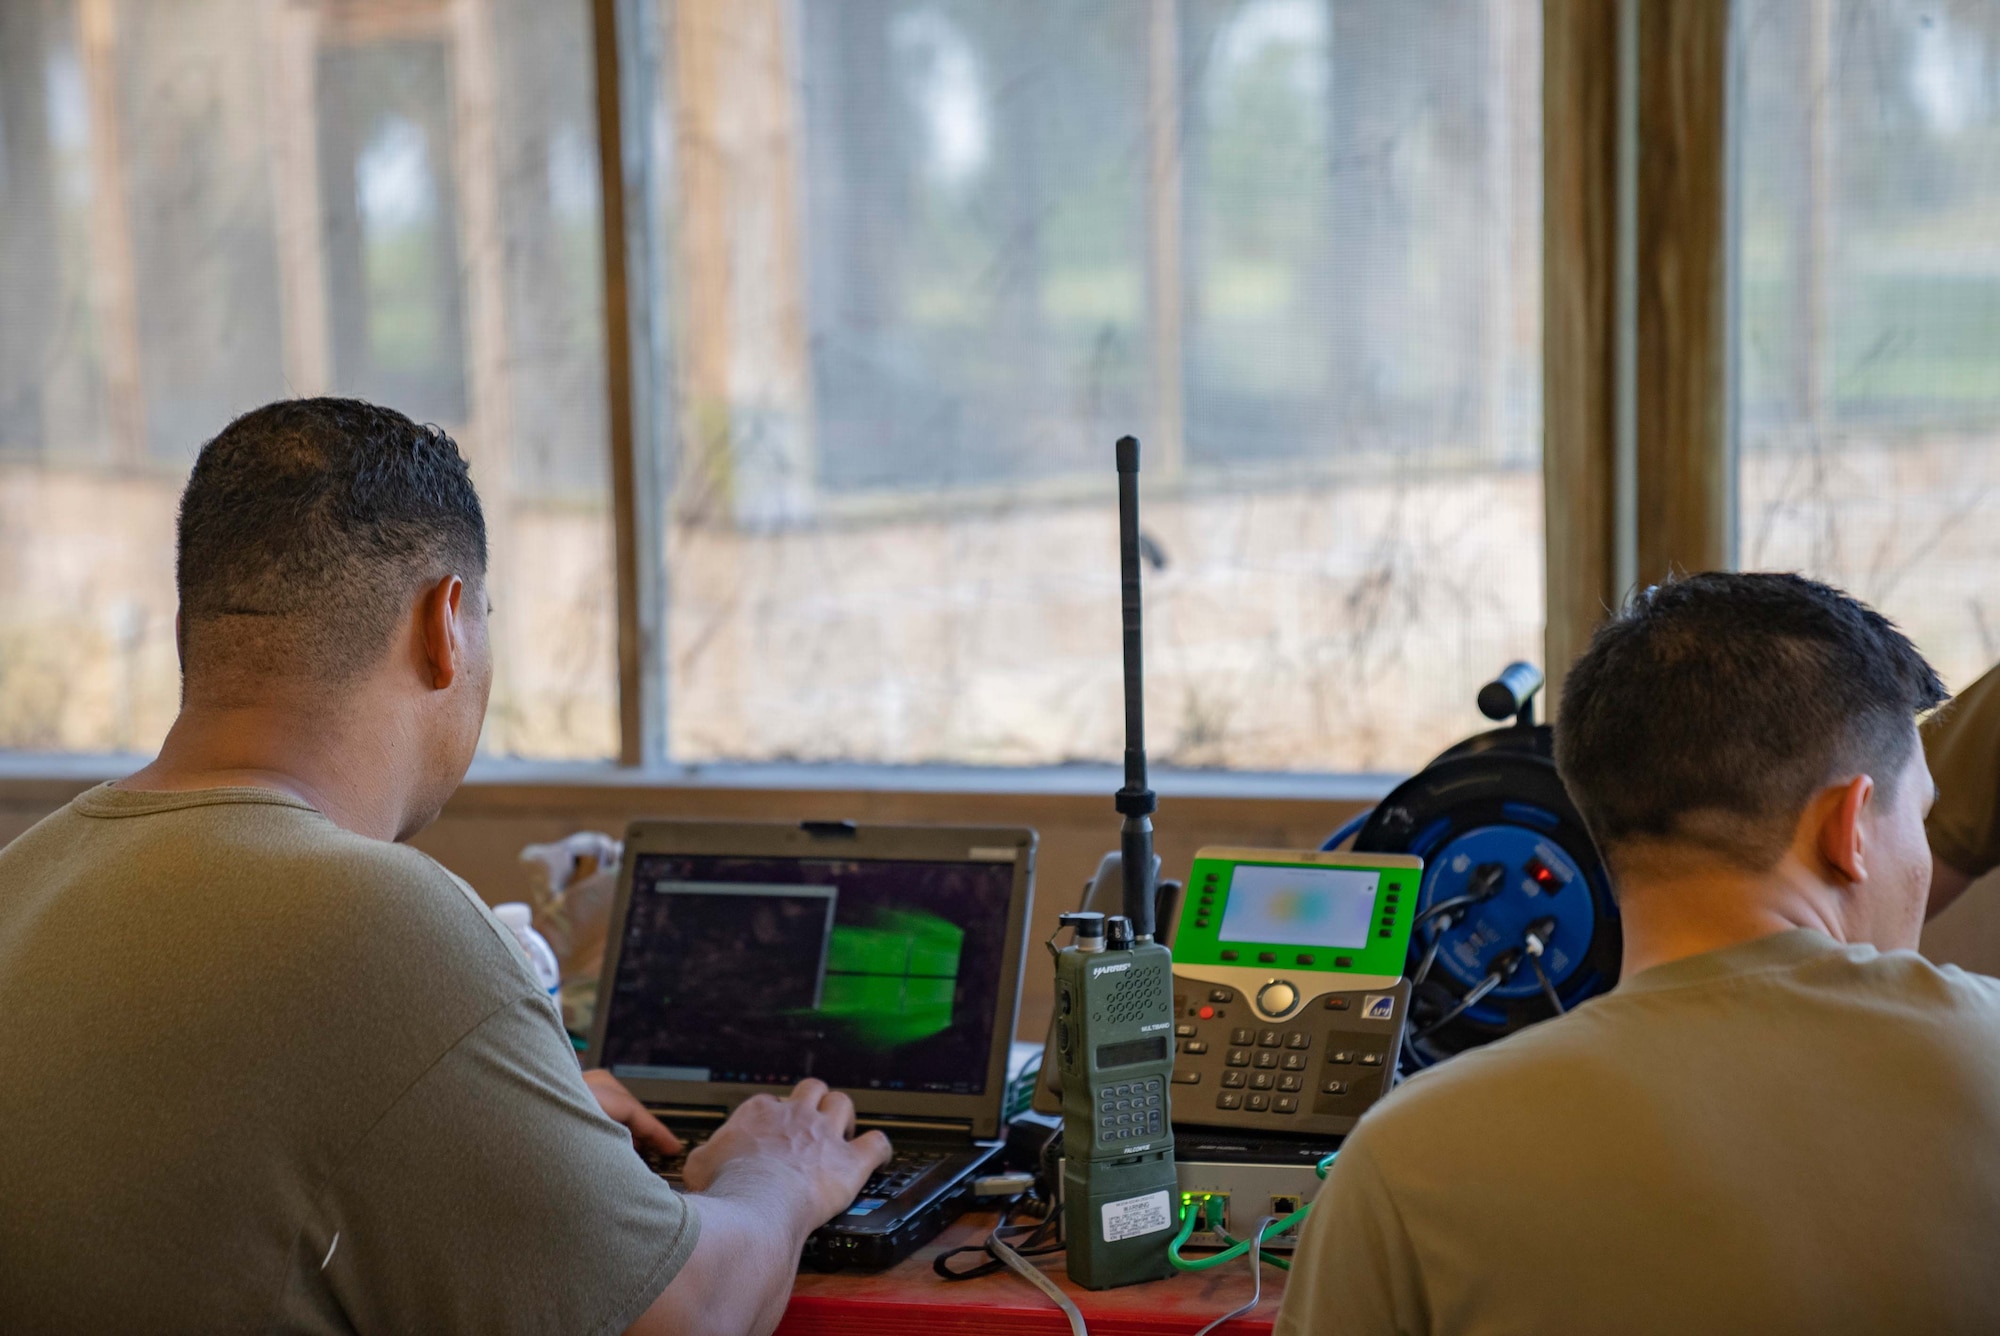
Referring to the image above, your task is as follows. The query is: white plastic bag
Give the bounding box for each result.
[518,832,623,1032]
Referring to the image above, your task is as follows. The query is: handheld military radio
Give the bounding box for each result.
[1054,435,1180,1290]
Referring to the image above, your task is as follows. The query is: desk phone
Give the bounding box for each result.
[1168,846,1421,1138]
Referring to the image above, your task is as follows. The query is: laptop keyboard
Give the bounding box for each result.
[858,1149,948,1199]
[639,1126,948,1208]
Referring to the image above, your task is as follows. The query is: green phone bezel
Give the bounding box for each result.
[1175,854,1416,975]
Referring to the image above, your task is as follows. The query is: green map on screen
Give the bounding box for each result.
[816,909,964,1047]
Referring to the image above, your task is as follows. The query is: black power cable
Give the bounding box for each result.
[933,1200,1064,1280]
[1522,916,1564,1015]
[1411,862,1506,931]
[1413,946,1525,1043]
[1409,863,1506,987]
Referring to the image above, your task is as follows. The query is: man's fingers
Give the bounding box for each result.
[819,1087,857,1135]
[790,1078,830,1108]
[582,1068,681,1156]
[855,1129,893,1169]
[628,1105,684,1157]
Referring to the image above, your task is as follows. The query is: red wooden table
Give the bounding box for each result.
[778,1212,1285,1335]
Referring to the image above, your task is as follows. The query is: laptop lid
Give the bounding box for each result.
[585,820,1036,1140]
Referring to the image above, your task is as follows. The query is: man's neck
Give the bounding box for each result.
[119,695,414,843]
[1614,855,1850,979]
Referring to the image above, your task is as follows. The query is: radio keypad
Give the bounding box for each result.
[1096,1076,1165,1144]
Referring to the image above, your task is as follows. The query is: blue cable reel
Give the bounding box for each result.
[1325,663,1620,1068]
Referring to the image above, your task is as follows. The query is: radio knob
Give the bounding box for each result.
[1257,981,1300,1018]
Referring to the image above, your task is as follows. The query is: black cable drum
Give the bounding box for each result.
[1349,665,1621,1067]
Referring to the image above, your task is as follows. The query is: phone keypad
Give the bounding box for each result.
[1171,983,1405,1134]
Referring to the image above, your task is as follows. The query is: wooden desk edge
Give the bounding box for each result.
[777,1211,1284,1335]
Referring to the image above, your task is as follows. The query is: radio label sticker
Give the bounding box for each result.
[1363,993,1396,1020]
[1101,1189,1173,1242]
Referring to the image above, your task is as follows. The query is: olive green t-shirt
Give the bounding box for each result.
[1927,659,2000,877]
[0,786,698,1334]
[1276,930,2000,1336]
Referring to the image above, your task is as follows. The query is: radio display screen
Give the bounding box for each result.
[1096,1036,1169,1070]
[1219,864,1380,949]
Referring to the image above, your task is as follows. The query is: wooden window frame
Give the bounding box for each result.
[1543,0,1735,708]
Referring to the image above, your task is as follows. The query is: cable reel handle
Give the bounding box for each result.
[1477,661,1544,727]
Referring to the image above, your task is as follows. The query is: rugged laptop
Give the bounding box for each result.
[586,819,1036,1270]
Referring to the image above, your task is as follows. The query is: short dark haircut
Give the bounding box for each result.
[1556,572,1946,871]
[176,398,486,685]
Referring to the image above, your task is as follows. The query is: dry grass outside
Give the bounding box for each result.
[12,430,1994,771]
[1741,427,2000,693]
[0,466,619,760]
[666,463,1546,773]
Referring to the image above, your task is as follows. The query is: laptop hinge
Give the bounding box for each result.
[647,1105,730,1122]
[646,1107,973,1137]
[855,1115,973,1135]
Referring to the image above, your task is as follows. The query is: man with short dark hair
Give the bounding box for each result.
[0,399,888,1334]
[1278,571,2000,1335]
[1916,659,2000,915]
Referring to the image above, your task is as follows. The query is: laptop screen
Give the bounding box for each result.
[600,852,1018,1095]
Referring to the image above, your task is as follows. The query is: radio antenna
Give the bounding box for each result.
[1113,435,1158,941]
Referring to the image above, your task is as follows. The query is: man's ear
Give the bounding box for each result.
[1815,774,1875,885]
[418,574,465,691]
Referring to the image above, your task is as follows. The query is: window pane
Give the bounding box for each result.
[653,0,1543,770]
[1737,0,2000,689]
[799,1,1151,491]
[0,0,616,758]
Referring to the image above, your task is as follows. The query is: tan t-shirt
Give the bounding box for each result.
[1276,930,2000,1336]
[0,786,698,1335]
[1926,659,2000,877]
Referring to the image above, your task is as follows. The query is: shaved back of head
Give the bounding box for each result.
[176,398,486,690]
[1556,571,1945,872]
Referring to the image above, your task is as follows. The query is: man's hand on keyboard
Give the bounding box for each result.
[683,1078,893,1226]
[582,1068,684,1158]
